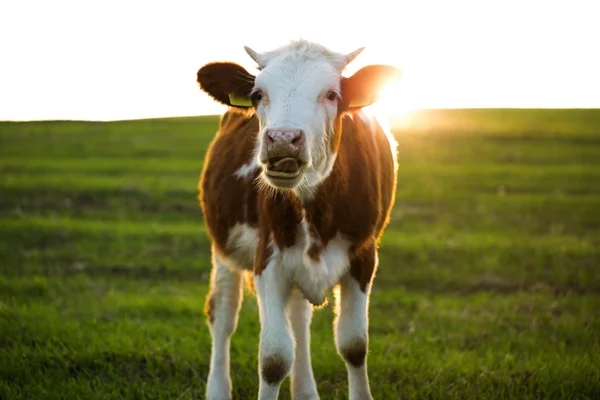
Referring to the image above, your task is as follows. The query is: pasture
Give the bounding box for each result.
[1,109,599,399]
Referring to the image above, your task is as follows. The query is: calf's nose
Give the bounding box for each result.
[265,130,305,148]
[263,129,305,174]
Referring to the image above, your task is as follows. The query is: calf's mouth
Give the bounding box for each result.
[265,157,302,178]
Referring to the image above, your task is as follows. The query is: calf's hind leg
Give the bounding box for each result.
[205,248,244,400]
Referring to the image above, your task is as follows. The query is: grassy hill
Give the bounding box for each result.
[1,109,599,399]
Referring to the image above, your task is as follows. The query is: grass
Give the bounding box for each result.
[1,109,599,399]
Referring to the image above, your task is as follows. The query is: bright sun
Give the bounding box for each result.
[339,46,420,127]
[377,78,413,114]
[361,74,418,129]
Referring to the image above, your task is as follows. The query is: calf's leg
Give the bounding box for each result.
[334,246,377,400]
[287,289,319,399]
[205,249,244,400]
[254,258,294,400]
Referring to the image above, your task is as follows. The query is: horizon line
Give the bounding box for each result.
[2,106,599,123]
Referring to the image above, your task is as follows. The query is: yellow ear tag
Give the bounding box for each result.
[229,93,252,107]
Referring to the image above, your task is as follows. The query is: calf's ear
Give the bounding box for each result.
[341,65,402,111]
[197,62,255,108]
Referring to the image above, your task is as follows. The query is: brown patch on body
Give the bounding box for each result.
[198,111,260,256]
[340,337,368,367]
[267,191,303,250]
[253,190,303,275]
[306,241,324,262]
[261,354,289,385]
[253,236,273,276]
[204,293,216,324]
[304,213,324,262]
[350,241,377,292]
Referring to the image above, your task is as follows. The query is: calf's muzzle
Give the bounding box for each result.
[263,130,305,174]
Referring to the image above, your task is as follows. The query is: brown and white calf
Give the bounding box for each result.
[196,40,400,400]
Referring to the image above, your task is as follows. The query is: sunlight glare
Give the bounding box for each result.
[363,73,419,129]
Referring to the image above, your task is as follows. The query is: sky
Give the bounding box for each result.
[0,0,598,121]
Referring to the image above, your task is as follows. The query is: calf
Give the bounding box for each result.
[196,40,400,400]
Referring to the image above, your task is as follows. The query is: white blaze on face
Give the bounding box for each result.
[248,42,353,195]
[256,60,339,166]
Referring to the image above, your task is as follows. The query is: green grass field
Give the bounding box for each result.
[1,109,599,399]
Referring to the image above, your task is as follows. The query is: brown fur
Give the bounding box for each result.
[340,337,368,367]
[204,294,216,325]
[307,241,324,263]
[199,109,397,290]
[254,235,273,276]
[198,111,260,257]
[261,354,290,385]
[196,63,255,108]
[350,241,378,292]
[341,65,402,110]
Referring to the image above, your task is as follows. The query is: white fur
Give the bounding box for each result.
[233,160,258,181]
[298,217,351,305]
[287,289,319,398]
[224,223,259,270]
[334,274,375,400]
[223,220,351,306]
[251,225,353,399]
[205,249,244,400]
[250,41,354,202]
[210,216,353,399]
[254,256,295,399]
[265,214,352,306]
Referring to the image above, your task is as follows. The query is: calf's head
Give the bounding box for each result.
[197,40,400,194]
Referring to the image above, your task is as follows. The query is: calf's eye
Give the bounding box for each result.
[326,91,338,101]
[251,91,263,102]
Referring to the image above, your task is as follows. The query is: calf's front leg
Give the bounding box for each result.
[254,257,294,400]
[334,246,377,400]
[287,289,319,399]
